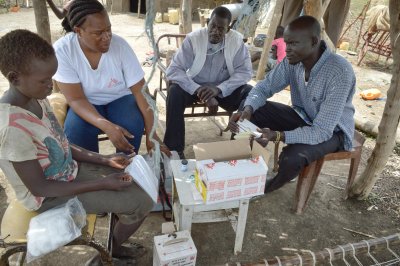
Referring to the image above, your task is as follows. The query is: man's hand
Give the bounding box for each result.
[228,106,253,133]
[102,172,133,191]
[205,98,219,115]
[197,86,221,103]
[104,152,135,169]
[254,128,278,147]
[104,123,135,153]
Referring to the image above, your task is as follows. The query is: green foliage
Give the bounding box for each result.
[0,0,9,8]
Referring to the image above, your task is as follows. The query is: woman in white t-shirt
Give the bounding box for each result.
[53,0,170,155]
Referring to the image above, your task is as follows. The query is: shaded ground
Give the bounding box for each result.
[0,8,399,266]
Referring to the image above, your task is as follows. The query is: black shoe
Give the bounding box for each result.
[96,212,108,218]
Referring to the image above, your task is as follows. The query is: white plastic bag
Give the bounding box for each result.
[143,151,179,179]
[143,151,179,212]
[27,197,86,262]
[125,155,159,203]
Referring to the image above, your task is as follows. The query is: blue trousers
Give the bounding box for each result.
[64,94,144,153]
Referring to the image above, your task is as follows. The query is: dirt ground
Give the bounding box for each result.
[0,7,399,266]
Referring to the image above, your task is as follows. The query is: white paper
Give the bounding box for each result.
[237,119,262,138]
[125,155,159,203]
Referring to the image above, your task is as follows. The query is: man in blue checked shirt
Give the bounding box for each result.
[229,15,356,193]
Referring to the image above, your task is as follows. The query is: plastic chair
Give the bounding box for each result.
[0,200,115,265]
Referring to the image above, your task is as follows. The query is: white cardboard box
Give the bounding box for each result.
[193,139,269,204]
[153,230,197,266]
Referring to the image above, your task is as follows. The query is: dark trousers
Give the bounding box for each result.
[164,83,253,152]
[250,101,345,193]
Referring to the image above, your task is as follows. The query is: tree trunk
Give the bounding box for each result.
[349,0,400,199]
[106,0,112,12]
[303,0,335,50]
[255,0,284,81]
[32,0,51,43]
[179,0,192,34]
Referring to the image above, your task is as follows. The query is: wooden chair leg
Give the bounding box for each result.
[294,159,324,214]
[357,44,368,66]
[344,149,362,199]
[0,245,27,266]
[273,142,280,172]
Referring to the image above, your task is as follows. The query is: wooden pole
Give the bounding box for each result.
[303,0,335,50]
[338,1,370,45]
[32,0,51,43]
[255,0,284,81]
[355,0,371,49]
[105,0,112,12]
[179,0,192,34]
[137,0,141,18]
[349,0,400,199]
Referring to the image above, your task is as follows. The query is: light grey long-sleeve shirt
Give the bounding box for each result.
[166,37,252,97]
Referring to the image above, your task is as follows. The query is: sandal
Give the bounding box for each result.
[112,242,146,259]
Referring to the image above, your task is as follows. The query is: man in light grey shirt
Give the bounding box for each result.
[163,6,253,157]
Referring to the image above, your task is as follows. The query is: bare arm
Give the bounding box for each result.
[130,79,171,156]
[70,144,134,169]
[57,81,135,153]
[57,82,110,131]
[46,0,67,19]
[70,144,109,165]
[12,160,132,198]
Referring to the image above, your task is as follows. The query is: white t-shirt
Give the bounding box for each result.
[53,33,145,105]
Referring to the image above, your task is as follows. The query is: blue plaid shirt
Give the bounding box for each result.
[244,43,355,151]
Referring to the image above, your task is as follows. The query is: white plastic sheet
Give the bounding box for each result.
[27,197,86,262]
[125,155,159,203]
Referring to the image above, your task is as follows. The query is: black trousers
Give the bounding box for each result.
[250,101,345,193]
[164,83,253,152]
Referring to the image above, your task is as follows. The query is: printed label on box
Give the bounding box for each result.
[227,189,242,199]
[209,192,225,202]
[244,186,258,196]
[153,230,197,266]
[227,178,242,187]
[245,175,259,185]
[209,180,225,191]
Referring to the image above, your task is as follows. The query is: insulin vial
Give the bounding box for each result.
[181,159,188,172]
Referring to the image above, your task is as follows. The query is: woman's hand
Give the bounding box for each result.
[103,123,135,153]
[146,138,172,157]
[101,172,133,191]
[104,152,135,169]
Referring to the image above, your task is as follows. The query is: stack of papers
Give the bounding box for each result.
[235,119,262,139]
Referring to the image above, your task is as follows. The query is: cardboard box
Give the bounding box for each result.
[193,139,269,204]
[153,230,197,266]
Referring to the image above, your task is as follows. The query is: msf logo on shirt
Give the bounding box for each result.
[107,78,123,89]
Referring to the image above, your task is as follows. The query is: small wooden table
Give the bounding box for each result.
[170,159,250,254]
